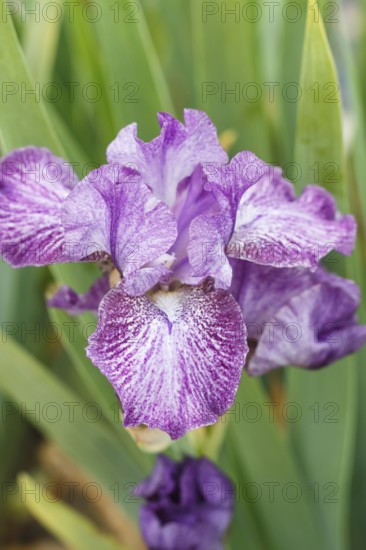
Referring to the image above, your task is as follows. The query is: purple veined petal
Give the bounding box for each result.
[61,164,178,295]
[242,267,366,375]
[187,152,268,288]
[0,147,77,267]
[170,257,207,287]
[106,109,228,208]
[188,155,356,286]
[203,150,269,215]
[228,178,356,268]
[47,275,110,316]
[87,279,247,439]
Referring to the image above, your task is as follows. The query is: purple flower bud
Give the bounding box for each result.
[137,456,234,550]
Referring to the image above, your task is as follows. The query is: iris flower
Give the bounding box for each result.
[1,110,365,439]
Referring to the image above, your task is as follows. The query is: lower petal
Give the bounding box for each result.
[87,280,247,439]
[247,277,366,375]
[48,275,110,316]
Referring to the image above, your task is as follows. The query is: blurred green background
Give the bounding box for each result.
[1,0,366,549]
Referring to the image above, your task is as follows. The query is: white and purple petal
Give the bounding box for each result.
[188,155,356,287]
[106,109,228,208]
[87,279,247,439]
[229,177,356,267]
[61,164,177,295]
[0,147,77,266]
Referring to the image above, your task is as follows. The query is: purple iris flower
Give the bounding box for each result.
[1,109,365,439]
[136,455,234,550]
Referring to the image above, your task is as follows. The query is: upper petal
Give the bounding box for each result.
[87,279,247,439]
[188,156,356,286]
[106,109,228,208]
[0,147,77,266]
[188,210,233,288]
[62,164,177,295]
[187,152,268,288]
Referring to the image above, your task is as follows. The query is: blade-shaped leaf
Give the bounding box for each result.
[222,375,325,550]
[18,473,127,550]
[0,0,61,152]
[189,0,273,159]
[0,336,152,516]
[295,0,345,205]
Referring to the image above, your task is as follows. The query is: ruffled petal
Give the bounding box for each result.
[48,275,110,316]
[0,147,77,266]
[87,279,247,439]
[106,109,228,208]
[188,156,356,286]
[233,263,366,374]
[229,177,356,268]
[62,164,177,295]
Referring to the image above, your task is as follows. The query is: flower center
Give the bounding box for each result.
[150,289,184,323]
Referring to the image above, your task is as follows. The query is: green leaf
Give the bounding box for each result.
[294,0,345,205]
[276,0,307,165]
[0,336,152,516]
[309,5,366,546]
[18,473,126,550]
[0,264,50,523]
[48,307,128,437]
[287,363,357,550]
[188,0,273,159]
[223,375,325,550]
[87,0,175,139]
[321,6,366,546]
[0,0,61,153]
[21,0,62,84]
